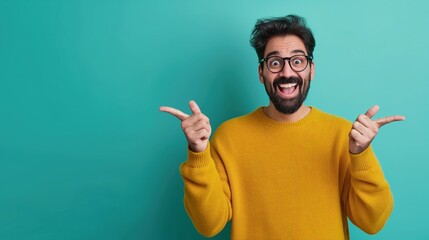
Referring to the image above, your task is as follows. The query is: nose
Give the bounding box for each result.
[279,60,297,78]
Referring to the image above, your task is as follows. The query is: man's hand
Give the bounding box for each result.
[160,100,211,153]
[349,105,405,154]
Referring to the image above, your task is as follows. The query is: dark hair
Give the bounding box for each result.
[250,15,316,62]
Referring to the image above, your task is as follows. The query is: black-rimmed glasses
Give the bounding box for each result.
[259,55,313,73]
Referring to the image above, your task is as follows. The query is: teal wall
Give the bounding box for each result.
[1,0,428,239]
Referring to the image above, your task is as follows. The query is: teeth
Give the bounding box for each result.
[279,83,297,88]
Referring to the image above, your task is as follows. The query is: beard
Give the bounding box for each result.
[263,74,311,114]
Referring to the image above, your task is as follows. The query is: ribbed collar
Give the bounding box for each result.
[253,106,319,129]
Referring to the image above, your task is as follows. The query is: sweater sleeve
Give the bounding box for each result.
[179,143,232,237]
[342,146,394,234]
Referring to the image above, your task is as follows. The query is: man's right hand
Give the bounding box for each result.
[160,100,211,153]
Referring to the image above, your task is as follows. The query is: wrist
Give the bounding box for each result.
[186,143,211,168]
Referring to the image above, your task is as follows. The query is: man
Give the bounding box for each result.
[160,15,405,239]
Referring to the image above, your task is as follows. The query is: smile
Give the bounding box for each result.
[277,83,299,97]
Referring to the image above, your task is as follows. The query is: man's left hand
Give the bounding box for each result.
[349,105,405,154]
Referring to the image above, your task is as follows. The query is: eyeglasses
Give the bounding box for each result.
[259,55,313,73]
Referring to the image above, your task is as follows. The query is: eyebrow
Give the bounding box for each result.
[265,49,307,58]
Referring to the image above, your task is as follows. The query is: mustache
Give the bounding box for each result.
[273,76,302,88]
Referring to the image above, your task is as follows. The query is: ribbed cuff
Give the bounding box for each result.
[349,145,377,171]
[186,144,212,168]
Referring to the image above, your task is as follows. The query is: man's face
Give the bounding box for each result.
[258,35,315,114]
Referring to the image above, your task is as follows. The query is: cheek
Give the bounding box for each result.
[260,72,273,85]
[306,72,313,82]
[296,73,310,91]
[261,72,276,85]
[300,72,312,83]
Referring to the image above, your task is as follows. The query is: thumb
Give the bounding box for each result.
[189,100,202,114]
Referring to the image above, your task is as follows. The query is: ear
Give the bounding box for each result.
[309,61,315,81]
[258,64,264,84]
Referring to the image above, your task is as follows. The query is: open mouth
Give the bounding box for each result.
[277,83,298,97]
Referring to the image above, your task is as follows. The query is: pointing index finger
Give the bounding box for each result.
[375,115,406,128]
[159,106,189,121]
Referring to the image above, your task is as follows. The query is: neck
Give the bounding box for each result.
[262,103,311,122]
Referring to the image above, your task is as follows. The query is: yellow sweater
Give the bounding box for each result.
[180,107,393,240]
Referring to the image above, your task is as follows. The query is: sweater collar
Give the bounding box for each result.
[254,106,318,129]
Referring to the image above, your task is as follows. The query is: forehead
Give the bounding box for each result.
[264,35,307,57]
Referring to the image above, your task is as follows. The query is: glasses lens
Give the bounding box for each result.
[267,57,284,73]
[290,56,308,71]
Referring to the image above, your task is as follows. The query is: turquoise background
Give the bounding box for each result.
[1,0,428,239]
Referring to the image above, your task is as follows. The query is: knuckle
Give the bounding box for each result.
[183,128,191,136]
[352,122,360,128]
[181,121,188,129]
